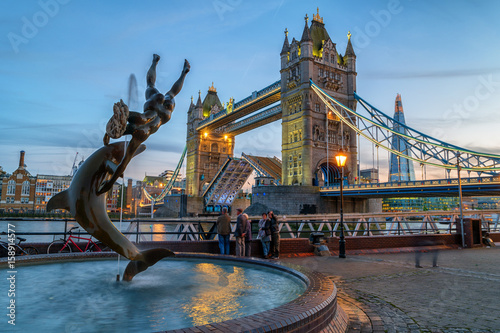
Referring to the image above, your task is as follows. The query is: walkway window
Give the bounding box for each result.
[211,143,219,153]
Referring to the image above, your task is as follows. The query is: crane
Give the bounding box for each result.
[70,152,79,176]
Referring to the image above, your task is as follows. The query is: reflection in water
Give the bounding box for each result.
[183,263,247,326]
[152,223,166,242]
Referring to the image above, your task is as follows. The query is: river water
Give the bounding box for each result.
[0,220,182,243]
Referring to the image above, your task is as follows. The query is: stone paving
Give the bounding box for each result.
[281,247,500,332]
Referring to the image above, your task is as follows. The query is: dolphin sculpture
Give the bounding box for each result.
[47,142,174,281]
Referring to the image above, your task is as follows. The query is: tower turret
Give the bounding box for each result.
[300,14,313,59]
[280,28,290,69]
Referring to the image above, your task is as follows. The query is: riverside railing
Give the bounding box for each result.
[1,213,498,243]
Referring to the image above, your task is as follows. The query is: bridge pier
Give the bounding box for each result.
[251,185,381,215]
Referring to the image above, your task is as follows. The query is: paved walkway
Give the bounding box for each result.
[281,246,500,332]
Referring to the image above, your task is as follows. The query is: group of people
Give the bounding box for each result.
[216,208,280,259]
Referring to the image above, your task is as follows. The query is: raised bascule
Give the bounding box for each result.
[181,9,500,215]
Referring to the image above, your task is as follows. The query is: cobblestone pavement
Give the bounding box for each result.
[281,247,500,332]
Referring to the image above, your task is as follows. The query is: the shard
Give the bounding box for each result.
[389,94,416,182]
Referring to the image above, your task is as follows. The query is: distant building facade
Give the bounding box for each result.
[34,175,72,213]
[0,150,122,215]
[383,197,459,212]
[0,151,36,214]
[359,168,379,184]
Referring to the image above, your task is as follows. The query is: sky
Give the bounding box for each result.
[1,0,500,183]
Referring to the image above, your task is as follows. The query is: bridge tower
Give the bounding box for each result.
[185,85,235,196]
[280,9,358,186]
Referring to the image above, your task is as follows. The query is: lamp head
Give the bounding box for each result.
[335,151,347,167]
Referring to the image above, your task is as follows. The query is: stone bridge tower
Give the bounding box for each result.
[280,9,357,186]
[185,84,235,197]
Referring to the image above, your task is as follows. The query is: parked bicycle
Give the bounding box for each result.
[47,226,110,254]
[0,232,39,256]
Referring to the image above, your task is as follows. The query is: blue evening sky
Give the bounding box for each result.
[1,0,499,182]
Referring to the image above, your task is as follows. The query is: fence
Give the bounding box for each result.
[1,212,499,244]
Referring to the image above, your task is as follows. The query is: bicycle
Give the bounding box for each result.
[0,232,39,256]
[47,226,110,254]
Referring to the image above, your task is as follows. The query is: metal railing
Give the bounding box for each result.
[1,215,498,243]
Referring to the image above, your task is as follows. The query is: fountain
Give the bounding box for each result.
[0,55,348,332]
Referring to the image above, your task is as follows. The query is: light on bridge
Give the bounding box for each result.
[224,135,228,141]
[204,132,208,138]
[335,151,347,167]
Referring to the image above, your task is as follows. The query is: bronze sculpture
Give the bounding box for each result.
[47,55,189,281]
[99,54,190,194]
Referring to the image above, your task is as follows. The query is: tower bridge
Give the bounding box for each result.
[179,9,500,215]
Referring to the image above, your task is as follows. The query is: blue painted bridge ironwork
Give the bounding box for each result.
[320,176,500,198]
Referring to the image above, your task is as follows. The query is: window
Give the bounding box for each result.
[22,181,30,196]
[7,180,15,195]
[315,103,320,112]
[6,197,10,204]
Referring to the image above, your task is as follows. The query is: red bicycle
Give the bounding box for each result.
[47,226,110,254]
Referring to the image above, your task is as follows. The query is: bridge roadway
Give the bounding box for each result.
[196,80,281,132]
[320,176,500,198]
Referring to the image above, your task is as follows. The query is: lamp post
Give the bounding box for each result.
[457,152,465,248]
[335,150,347,258]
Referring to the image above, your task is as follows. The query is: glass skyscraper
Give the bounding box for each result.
[389,94,416,182]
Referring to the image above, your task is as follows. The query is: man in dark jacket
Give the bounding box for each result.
[269,211,280,259]
[234,208,248,256]
[216,207,231,255]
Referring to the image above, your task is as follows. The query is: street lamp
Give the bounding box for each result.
[335,150,347,258]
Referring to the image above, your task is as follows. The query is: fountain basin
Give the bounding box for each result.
[1,252,347,332]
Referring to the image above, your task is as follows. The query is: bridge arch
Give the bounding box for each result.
[314,158,341,186]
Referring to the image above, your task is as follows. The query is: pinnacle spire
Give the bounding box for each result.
[196,90,202,108]
[301,14,312,42]
[281,28,290,55]
[345,31,356,57]
[395,93,403,113]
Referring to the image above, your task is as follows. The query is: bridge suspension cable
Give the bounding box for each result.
[143,146,187,203]
[310,80,500,174]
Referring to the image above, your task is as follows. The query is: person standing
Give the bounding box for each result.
[244,213,252,257]
[269,211,280,259]
[216,207,231,255]
[234,208,248,257]
[257,213,271,258]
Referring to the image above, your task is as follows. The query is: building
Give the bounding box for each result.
[389,94,416,182]
[158,170,185,194]
[106,183,122,213]
[359,168,379,184]
[383,197,459,212]
[0,150,124,215]
[0,151,36,214]
[34,175,72,213]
